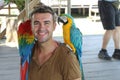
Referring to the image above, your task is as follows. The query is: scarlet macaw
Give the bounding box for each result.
[58,14,85,80]
[17,20,34,80]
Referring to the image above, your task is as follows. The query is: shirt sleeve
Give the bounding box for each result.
[61,52,82,80]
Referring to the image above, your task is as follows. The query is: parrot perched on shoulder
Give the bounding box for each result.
[17,20,35,80]
[58,14,85,80]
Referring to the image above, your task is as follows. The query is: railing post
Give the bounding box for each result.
[67,0,71,15]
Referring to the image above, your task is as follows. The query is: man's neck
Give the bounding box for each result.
[37,40,58,55]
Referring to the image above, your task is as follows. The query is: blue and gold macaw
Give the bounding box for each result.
[58,14,85,80]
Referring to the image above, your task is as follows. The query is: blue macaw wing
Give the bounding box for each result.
[78,54,85,80]
[70,25,84,80]
[70,26,82,57]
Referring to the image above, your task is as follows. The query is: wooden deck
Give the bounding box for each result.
[0,43,20,80]
[82,35,120,80]
[0,35,120,80]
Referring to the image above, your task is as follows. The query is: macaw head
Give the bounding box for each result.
[58,14,74,25]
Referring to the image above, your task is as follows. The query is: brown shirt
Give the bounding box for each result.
[28,43,81,80]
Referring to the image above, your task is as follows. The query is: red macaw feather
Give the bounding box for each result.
[21,61,28,80]
[18,20,33,35]
[18,19,34,80]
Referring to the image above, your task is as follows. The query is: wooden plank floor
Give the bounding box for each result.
[0,35,120,80]
[0,44,20,80]
[82,35,120,80]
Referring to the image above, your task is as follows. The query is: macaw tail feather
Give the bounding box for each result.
[77,54,85,80]
[21,61,28,80]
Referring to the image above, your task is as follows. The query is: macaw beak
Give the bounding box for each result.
[57,16,68,25]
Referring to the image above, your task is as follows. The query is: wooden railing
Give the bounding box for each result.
[0,28,6,39]
[89,4,100,22]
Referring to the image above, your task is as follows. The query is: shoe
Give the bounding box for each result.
[112,51,120,60]
[98,50,111,60]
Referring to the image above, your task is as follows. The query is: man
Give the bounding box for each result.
[28,3,82,80]
[98,0,120,60]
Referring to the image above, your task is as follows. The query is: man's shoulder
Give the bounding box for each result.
[56,43,76,58]
[55,42,77,61]
[58,43,73,53]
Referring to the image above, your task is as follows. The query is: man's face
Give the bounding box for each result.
[32,13,56,43]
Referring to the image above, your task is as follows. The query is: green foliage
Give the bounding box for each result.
[4,0,10,4]
[12,0,25,11]
[4,0,25,11]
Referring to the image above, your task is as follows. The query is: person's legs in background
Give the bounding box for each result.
[112,27,120,59]
[98,27,120,60]
[98,30,113,60]
[98,1,120,60]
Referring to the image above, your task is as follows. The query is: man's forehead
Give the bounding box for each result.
[32,13,53,21]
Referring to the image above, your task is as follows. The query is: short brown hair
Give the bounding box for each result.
[30,3,57,22]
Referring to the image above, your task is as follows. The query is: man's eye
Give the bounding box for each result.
[34,21,39,25]
[45,21,50,25]
[45,22,49,25]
